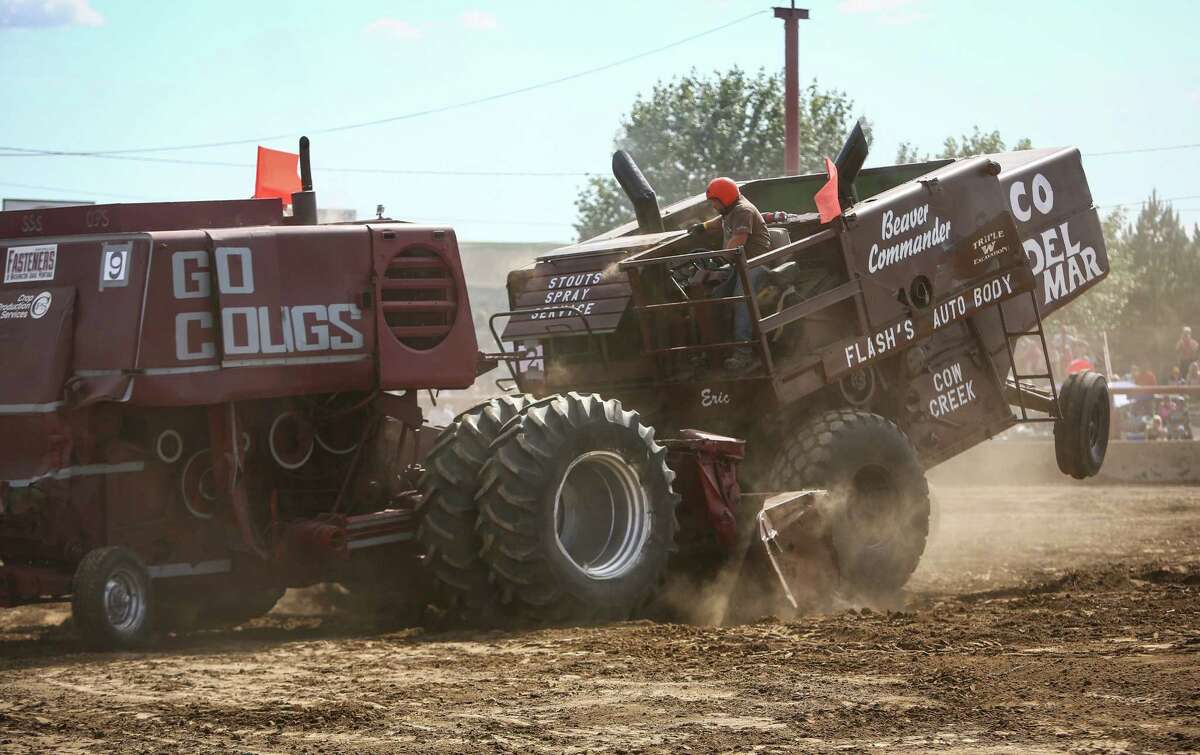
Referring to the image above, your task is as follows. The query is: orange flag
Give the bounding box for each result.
[814,157,841,224]
[253,146,301,206]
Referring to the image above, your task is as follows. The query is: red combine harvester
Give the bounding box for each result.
[0,140,483,647]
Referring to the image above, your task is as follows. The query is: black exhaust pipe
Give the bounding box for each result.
[291,136,318,225]
[834,119,869,208]
[612,150,663,234]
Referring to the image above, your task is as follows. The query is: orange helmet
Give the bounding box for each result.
[706,177,739,210]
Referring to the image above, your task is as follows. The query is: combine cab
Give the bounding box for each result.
[0,140,484,647]
[424,125,1111,622]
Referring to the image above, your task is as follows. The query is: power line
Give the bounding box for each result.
[1098,194,1200,209]
[0,10,768,158]
[0,180,155,200]
[0,150,601,177]
[1084,142,1200,157]
[409,217,573,228]
[4,137,1199,180]
[0,180,576,227]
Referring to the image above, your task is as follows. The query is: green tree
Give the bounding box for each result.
[1109,193,1200,371]
[1047,208,1132,338]
[895,126,1032,163]
[573,69,862,240]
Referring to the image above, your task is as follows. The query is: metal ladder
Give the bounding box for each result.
[997,289,1060,422]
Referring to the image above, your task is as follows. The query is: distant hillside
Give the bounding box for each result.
[427,242,564,421]
[458,241,564,289]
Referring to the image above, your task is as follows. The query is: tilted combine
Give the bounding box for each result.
[425,124,1111,623]
[0,129,1112,646]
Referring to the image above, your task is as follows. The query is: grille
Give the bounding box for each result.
[381,247,457,350]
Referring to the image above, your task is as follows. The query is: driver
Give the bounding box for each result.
[687,177,772,373]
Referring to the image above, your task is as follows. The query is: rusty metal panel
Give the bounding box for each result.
[842,157,1024,329]
[501,252,632,339]
[996,148,1108,314]
[901,325,1016,460]
[822,264,1034,382]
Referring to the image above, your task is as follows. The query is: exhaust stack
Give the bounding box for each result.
[612,150,664,234]
[291,136,318,225]
[833,120,869,208]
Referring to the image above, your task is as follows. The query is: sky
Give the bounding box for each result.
[0,0,1197,244]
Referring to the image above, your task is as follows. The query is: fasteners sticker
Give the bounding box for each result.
[4,244,58,284]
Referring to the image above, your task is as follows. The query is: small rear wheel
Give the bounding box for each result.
[72,547,154,650]
[1055,371,1109,479]
[476,392,678,624]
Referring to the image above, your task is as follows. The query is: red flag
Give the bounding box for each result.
[253,146,301,206]
[814,157,841,224]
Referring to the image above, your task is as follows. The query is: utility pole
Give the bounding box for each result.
[773,2,809,176]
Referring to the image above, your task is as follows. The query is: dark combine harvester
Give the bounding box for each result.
[425,123,1111,622]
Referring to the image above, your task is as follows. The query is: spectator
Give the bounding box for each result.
[1169,365,1184,385]
[1145,414,1166,441]
[1134,364,1158,386]
[1067,357,1093,375]
[1176,326,1199,370]
[1188,361,1200,385]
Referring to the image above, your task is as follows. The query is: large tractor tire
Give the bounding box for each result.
[476,392,679,624]
[72,547,154,650]
[769,410,930,600]
[1054,371,1109,479]
[416,394,530,622]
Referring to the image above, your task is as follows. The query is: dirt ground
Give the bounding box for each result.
[1,483,1198,754]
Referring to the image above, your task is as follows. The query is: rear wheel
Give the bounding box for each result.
[769,410,930,600]
[416,394,530,622]
[476,392,678,624]
[72,547,154,650]
[1055,371,1109,479]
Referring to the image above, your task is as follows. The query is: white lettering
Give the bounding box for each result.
[1032,173,1054,215]
[290,305,330,352]
[215,247,255,294]
[175,312,215,361]
[1010,173,1055,224]
[927,361,976,418]
[1010,181,1032,223]
[328,303,364,350]
[171,251,210,299]
[222,307,259,355]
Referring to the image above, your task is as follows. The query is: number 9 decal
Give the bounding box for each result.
[99,243,132,289]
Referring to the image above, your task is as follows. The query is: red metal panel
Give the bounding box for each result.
[0,285,75,407]
[131,225,378,405]
[0,199,282,240]
[371,225,478,390]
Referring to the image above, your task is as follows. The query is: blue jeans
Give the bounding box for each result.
[713,266,767,343]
